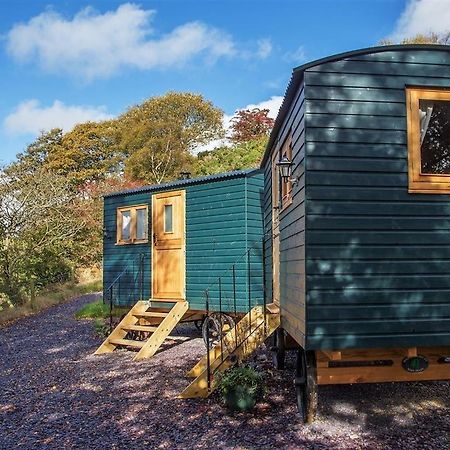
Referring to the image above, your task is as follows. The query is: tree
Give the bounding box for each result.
[120,92,224,184]
[380,32,450,46]
[0,169,83,304]
[6,128,64,179]
[6,121,123,188]
[194,137,267,176]
[54,121,123,186]
[229,108,274,143]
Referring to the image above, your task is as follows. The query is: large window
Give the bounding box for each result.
[117,205,148,244]
[407,87,450,193]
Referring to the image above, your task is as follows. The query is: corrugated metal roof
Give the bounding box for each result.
[103,168,262,198]
[261,44,450,166]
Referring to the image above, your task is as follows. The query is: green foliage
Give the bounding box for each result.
[93,318,111,338]
[6,122,122,187]
[120,92,224,184]
[0,169,84,305]
[216,365,265,399]
[75,300,109,319]
[194,138,266,176]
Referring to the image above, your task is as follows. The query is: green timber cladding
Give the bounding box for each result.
[103,169,264,312]
[262,45,450,350]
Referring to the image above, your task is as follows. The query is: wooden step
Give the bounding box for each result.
[134,300,189,360]
[95,299,189,359]
[109,338,145,348]
[122,325,158,332]
[133,311,168,318]
[149,298,183,303]
[180,307,280,399]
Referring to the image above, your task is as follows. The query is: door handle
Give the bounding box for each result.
[153,233,158,245]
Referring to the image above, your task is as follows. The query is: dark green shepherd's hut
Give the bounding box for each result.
[102,169,264,311]
[264,45,450,422]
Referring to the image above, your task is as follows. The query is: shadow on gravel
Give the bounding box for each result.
[1,294,450,450]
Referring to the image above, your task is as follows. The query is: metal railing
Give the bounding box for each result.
[202,240,267,390]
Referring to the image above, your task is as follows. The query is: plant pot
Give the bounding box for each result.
[224,385,257,412]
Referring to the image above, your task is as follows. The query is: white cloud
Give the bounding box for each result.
[241,95,283,119]
[4,100,112,135]
[256,39,273,59]
[390,0,450,41]
[195,95,283,153]
[283,45,306,64]
[6,3,270,80]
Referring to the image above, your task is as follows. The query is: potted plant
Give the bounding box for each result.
[216,365,265,412]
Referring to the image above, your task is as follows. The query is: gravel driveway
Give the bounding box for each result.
[1,294,449,450]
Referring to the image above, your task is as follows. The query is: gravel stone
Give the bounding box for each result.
[1,294,449,449]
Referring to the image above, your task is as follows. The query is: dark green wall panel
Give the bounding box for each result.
[305,48,450,350]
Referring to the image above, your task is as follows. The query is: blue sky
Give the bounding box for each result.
[0,0,446,164]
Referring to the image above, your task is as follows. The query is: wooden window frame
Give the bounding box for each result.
[407,86,450,194]
[116,204,148,245]
[280,133,293,211]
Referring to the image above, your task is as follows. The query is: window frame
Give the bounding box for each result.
[280,133,293,211]
[116,204,149,245]
[407,86,450,194]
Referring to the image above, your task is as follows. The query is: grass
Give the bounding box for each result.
[75,299,110,319]
[0,278,102,327]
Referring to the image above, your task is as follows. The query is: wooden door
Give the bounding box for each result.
[271,152,281,306]
[151,190,186,300]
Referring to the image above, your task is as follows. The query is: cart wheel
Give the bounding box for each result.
[295,349,318,424]
[272,328,286,370]
[202,313,235,348]
[194,317,205,332]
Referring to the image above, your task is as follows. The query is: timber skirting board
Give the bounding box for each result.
[316,346,450,385]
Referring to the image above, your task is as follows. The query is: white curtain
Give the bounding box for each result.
[419,103,434,145]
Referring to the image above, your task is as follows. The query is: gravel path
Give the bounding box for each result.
[1,294,450,450]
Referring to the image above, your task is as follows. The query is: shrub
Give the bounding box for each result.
[75,300,109,319]
[216,365,266,411]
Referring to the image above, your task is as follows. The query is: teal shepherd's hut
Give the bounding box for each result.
[264,45,450,422]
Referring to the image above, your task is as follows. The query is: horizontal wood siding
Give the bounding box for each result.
[304,48,450,350]
[103,193,151,306]
[246,172,265,307]
[263,154,273,307]
[263,81,307,345]
[186,178,249,312]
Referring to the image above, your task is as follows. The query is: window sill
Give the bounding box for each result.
[115,240,149,246]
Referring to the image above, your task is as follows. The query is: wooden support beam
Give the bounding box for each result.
[321,350,342,361]
[94,301,150,355]
[133,301,188,361]
[316,346,450,385]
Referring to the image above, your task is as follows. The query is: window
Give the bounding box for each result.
[407,87,450,193]
[164,204,173,233]
[280,134,293,209]
[117,205,148,244]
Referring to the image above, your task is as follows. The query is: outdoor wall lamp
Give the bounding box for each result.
[277,156,298,185]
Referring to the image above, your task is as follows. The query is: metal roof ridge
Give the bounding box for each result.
[103,168,263,198]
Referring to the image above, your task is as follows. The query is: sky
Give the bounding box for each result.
[0,0,449,164]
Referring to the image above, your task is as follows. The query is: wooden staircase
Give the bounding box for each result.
[94,299,188,361]
[179,304,280,398]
